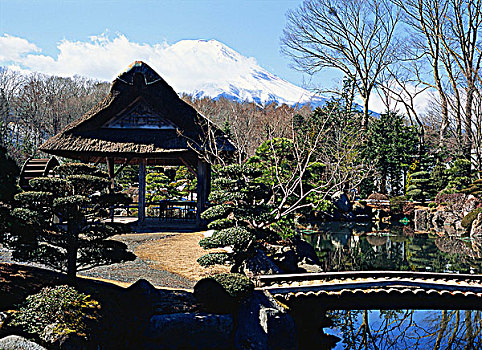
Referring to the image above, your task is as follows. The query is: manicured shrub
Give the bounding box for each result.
[445,158,472,192]
[390,196,406,215]
[461,208,482,229]
[461,178,482,198]
[197,252,231,267]
[9,163,136,278]
[194,273,255,313]
[434,192,469,213]
[9,285,100,342]
[198,164,274,272]
[210,273,254,302]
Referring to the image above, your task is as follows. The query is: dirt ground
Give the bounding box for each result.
[134,232,230,281]
[0,231,230,290]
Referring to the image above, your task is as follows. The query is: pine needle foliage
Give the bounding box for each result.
[406,156,434,203]
[0,145,20,203]
[9,162,135,278]
[198,164,274,272]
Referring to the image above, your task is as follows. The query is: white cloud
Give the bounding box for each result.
[0,34,41,62]
[0,33,259,88]
[2,33,169,81]
[0,32,434,110]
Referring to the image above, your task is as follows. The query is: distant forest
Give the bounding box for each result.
[0,67,313,166]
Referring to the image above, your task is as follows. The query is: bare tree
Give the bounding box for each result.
[393,0,452,150]
[377,65,430,150]
[442,0,482,159]
[394,0,482,159]
[261,104,373,219]
[0,68,109,164]
[182,95,310,164]
[281,0,401,129]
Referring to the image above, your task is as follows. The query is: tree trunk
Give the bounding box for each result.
[362,97,370,130]
[464,84,475,161]
[66,222,79,280]
[434,310,448,350]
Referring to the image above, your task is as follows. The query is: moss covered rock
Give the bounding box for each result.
[461,208,482,229]
[194,273,254,313]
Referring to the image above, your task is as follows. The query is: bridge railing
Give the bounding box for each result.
[255,270,482,288]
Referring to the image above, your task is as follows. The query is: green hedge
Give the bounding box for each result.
[197,252,230,267]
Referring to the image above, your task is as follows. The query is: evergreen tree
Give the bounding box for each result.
[0,145,19,204]
[362,112,418,195]
[406,156,434,203]
[445,158,472,192]
[430,162,449,193]
[197,164,274,272]
[9,163,135,279]
[460,174,482,197]
[0,146,19,243]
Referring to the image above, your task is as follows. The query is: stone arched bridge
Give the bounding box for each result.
[255,271,482,310]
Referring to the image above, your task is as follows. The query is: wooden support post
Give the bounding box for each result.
[106,157,115,221]
[196,160,211,227]
[106,157,115,193]
[138,159,147,223]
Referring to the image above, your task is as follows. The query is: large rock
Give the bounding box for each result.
[331,191,352,213]
[0,312,9,330]
[144,312,234,350]
[235,291,297,350]
[122,279,160,347]
[0,335,47,350]
[194,278,237,314]
[462,195,480,217]
[242,249,282,277]
[414,209,429,231]
[292,238,320,266]
[297,262,323,273]
[271,246,299,273]
[271,239,322,273]
[471,213,482,236]
[432,210,459,232]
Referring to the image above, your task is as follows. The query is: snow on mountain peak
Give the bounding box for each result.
[152,39,326,106]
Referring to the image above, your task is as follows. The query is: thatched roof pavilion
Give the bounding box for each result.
[40,61,234,228]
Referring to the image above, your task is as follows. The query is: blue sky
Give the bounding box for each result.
[0,0,337,88]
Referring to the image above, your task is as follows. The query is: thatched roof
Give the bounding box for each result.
[40,61,234,164]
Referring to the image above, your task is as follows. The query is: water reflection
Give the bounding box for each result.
[302,222,482,273]
[325,310,482,350]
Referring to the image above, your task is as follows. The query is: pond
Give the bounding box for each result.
[298,222,482,349]
[301,221,482,274]
[323,310,482,349]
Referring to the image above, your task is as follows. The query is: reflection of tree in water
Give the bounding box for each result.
[303,225,482,273]
[409,235,482,273]
[326,310,482,349]
[304,231,409,271]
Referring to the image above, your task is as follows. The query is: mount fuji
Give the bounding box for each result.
[152,39,328,107]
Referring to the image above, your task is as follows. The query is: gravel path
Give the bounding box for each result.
[0,233,197,290]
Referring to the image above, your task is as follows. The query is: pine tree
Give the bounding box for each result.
[460,173,482,197]
[406,156,433,203]
[0,146,19,243]
[197,164,274,272]
[9,162,135,279]
[0,145,19,204]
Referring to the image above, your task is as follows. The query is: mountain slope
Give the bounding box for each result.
[158,39,327,107]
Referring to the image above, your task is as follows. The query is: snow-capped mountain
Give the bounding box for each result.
[154,39,328,107]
